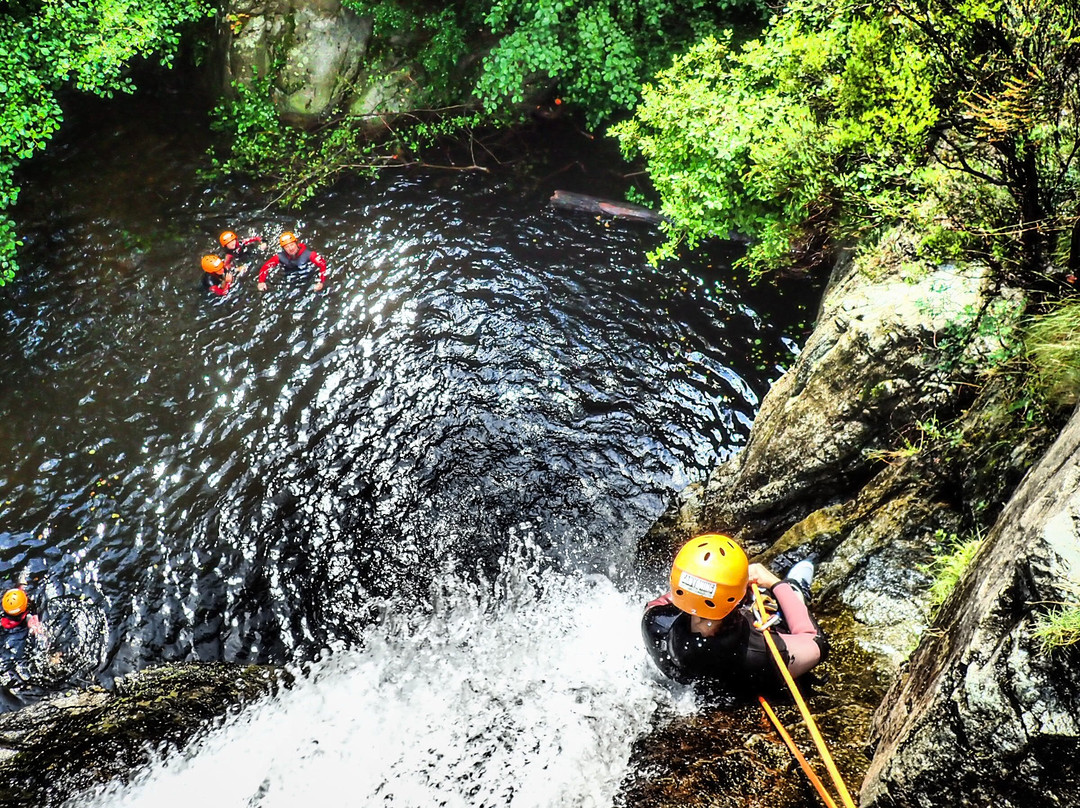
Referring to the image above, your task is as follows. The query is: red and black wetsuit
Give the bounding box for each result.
[642,582,827,696]
[202,271,233,297]
[223,236,263,271]
[258,242,327,286]
[1,612,29,631]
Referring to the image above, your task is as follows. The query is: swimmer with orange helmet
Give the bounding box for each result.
[218,230,264,273]
[1,588,39,634]
[258,231,327,292]
[201,254,235,296]
[642,534,825,694]
[1,584,44,690]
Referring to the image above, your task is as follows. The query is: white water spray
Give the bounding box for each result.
[79,565,686,808]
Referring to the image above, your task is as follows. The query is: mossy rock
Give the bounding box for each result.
[0,662,290,807]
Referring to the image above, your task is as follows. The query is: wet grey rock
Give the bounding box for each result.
[631,231,1066,808]
[221,0,373,127]
[0,662,288,808]
[861,402,1080,808]
[639,250,1017,568]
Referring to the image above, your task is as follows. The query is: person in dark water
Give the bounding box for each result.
[642,533,826,697]
[219,230,264,273]
[201,254,235,296]
[258,231,327,292]
[0,586,43,691]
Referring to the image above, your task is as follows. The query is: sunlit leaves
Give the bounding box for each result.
[476,0,765,127]
[613,12,941,275]
[0,0,212,282]
[616,0,1080,278]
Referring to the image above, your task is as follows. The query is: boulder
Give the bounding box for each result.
[860,402,1080,808]
[222,0,372,127]
[639,247,1021,568]
[629,237,1059,807]
[0,662,288,807]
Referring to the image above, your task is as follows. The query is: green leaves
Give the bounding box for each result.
[476,0,765,127]
[612,2,950,276]
[615,0,1080,280]
[0,0,210,282]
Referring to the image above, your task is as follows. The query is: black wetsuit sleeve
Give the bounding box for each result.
[641,603,691,683]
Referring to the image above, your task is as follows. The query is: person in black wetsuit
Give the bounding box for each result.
[258,231,327,292]
[201,254,235,296]
[219,230,264,273]
[642,533,826,697]
[0,586,43,690]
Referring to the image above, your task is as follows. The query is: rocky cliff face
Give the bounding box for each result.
[216,0,487,129]
[639,247,1019,567]
[860,403,1080,808]
[221,0,374,127]
[634,235,1078,806]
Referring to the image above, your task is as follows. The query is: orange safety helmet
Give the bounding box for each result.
[670,533,749,620]
[2,588,28,617]
[219,230,238,248]
[201,254,225,274]
[279,231,298,248]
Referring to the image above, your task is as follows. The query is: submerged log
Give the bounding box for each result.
[549,189,664,224]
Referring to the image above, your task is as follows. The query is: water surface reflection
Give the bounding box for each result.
[0,91,815,695]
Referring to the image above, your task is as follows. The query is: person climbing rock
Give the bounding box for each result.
[201,254,235,297]
[258,231,328,292]
[0,585,43,690]
[218,230,263,273]
[642,533,826,696]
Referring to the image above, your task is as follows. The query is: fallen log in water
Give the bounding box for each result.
[549,189,664,224]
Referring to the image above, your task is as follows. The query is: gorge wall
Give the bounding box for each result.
[637,235,1079,806]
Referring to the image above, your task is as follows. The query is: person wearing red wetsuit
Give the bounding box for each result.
[219,230,264,272]
[642,534,826,698]
[258,231,327,292]
[201,254,235,296]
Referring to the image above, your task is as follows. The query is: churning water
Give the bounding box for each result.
[80,561,676,807]
[0,89,815,805]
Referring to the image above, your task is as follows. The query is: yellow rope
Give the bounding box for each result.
[752,583,858,808]
[759,696,840,808]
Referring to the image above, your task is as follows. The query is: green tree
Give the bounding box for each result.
[477,0,764,127]
[893,0,1080,280]
[0,0,212,283]
[613,0,1080,280]
[612,10,939,274]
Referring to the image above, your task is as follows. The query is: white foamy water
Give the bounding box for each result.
[78,566,682,808]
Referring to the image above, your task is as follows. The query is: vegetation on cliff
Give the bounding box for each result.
[211,0,766,206]
[0,0,212,283]
[1025,301,1080,407]
[613,0,1080,282]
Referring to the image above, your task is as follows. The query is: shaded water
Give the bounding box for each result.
[1,86,816,803]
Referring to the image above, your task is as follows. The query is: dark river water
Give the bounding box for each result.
[1,83,817,805]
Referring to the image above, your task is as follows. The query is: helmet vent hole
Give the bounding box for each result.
[675,589,684,596]
[704,600,715,608]
[703,552,711,561]
[727,596,736,602]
